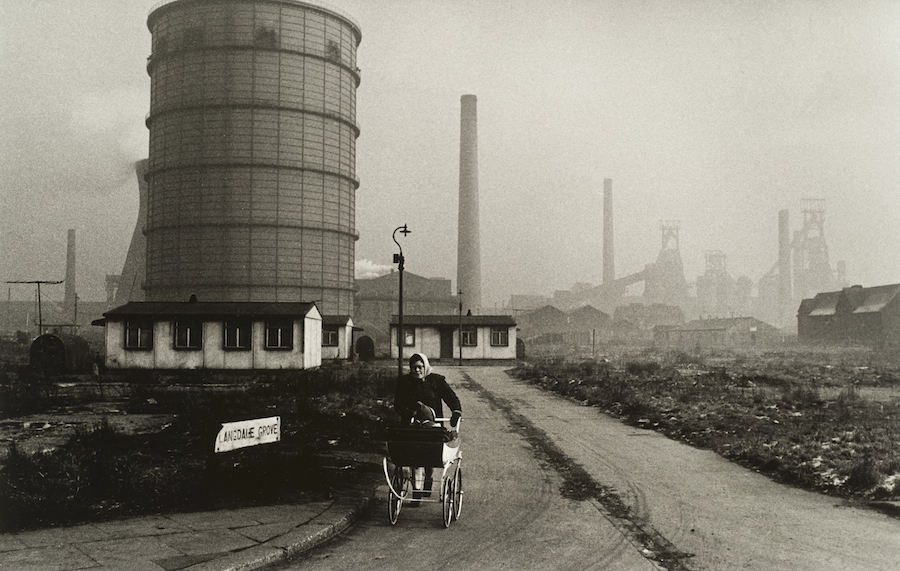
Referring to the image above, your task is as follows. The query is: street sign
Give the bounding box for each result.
[214,416,280,453]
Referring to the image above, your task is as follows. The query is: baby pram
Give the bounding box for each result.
[382,412,462,528]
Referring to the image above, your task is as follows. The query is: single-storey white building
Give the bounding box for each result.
[389,314,517,363]
[98,300,322,370]
[321,315,356,361]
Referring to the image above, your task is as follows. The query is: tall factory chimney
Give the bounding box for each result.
[64,229,76,307]
[602,178,614,284]
[457,94,482,312]
[778,209,792,315]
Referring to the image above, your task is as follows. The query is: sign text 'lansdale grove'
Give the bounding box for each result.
[214,416,281,453]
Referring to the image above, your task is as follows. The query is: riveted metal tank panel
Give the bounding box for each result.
[145,0,360,313]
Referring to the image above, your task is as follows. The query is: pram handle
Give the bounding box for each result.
[434,417,461,433]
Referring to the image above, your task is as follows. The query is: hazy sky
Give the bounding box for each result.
[3,1,900,306]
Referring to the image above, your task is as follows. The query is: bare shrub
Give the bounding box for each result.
[843,456,881,491]
[625,361,661,377]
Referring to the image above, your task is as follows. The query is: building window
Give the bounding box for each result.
[125,321,152,350]
[461,327,478,347]
[491,327,509,347]
[323,328,340,347]
[397,327,415,347]
[174,319,202,350]
[265,320,293,350]
[224,321,251,350]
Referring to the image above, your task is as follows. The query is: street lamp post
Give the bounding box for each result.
[393,224,411,376]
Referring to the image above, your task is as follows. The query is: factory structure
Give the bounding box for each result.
[509,190,851,350]
[8,0,893,362]
[89,0,362,369]
[139,0,360,313]
[95,1,504,365]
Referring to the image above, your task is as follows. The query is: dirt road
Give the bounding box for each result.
[283,366,900,571]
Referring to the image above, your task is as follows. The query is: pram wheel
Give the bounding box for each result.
[388,466,406,525]
[442,470,454,528]
[452,465,463,520]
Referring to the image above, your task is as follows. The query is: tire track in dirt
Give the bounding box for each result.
[460,373,696,571]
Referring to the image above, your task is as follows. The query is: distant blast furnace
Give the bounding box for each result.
[457,94,481,312]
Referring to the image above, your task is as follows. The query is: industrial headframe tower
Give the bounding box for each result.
[145,0,361,314]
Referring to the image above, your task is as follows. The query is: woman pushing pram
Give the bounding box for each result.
[393,353,462,504]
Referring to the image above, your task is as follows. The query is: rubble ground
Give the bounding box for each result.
[513,347,900,502]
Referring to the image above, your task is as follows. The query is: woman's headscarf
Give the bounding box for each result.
[409,352,432,376]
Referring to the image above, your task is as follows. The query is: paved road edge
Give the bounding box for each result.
[183,490,376,571]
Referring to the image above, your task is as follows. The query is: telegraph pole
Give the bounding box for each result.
[6,279,64,336]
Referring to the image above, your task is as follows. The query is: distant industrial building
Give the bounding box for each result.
[354,271,458,356]
[506,188,845,341]
[654,317,781,350]
[516,305,567,341]
[143,0,361,314]
[798,284,900,348]
[516,304,616,348]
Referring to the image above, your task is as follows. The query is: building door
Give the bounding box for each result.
[440,328,454,359]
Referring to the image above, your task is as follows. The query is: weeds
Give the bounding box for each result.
[513,349,900,501]
[0,364,397,532]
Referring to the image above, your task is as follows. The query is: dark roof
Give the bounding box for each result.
[851,284,900,314]
[805,291,841,317]
[567,305,608,317]
[104,301,318,319]
[389,314,516,326]
[322,315,352,325]
[675,317,776,331]
[527,305,566,317]
[800,284,900,317]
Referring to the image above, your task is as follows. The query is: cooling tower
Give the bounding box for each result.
[602,178,614,285]
[145,0,361,314]
[457,94,481,312]
[63,229,76,308]
[115,159,149,305]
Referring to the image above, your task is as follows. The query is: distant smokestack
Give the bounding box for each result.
[602,178,614,284]
[457,94,481,312]
[64,229,76,306]
[778,209,791,309]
